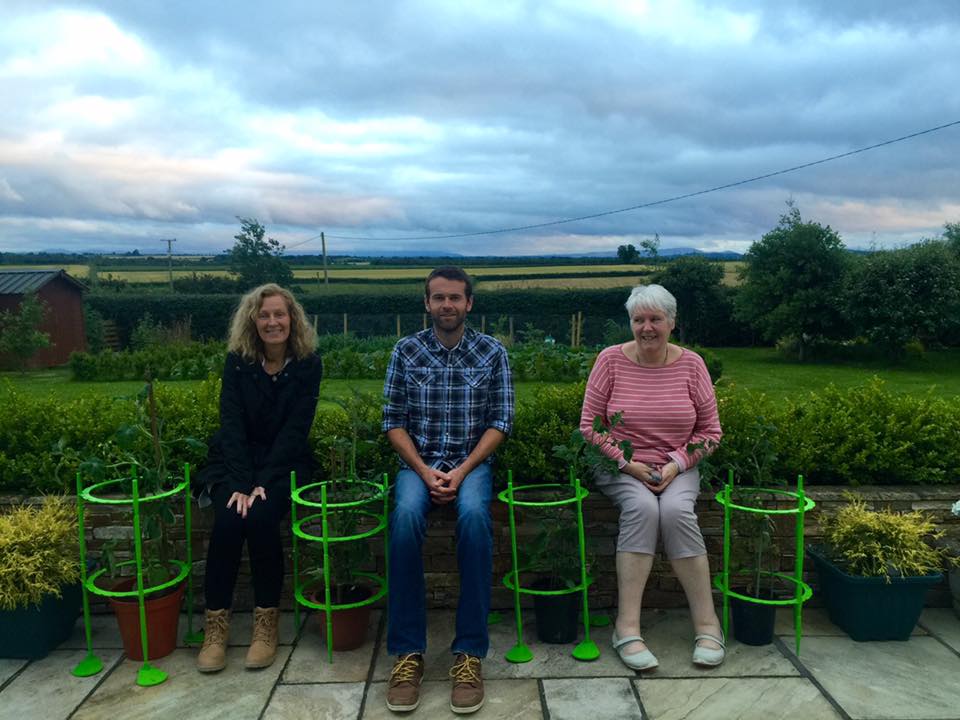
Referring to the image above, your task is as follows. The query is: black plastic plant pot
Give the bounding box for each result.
[0,584,81,659]
[531,577,580,644]
[730,589,777,646]
[807,544,942,641]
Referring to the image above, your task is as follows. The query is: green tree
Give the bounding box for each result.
[640,233,660,265]
[656,255,728,344]
[0,292,51,372]
[844,240,960,354]
[226,217,294,290]
[944,221,960,256]
[616,244,640,263]
[735,203,849,361]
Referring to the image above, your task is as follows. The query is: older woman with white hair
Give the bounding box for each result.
[579,283,724,670]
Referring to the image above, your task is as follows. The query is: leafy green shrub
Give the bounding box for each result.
[69,342,226,382]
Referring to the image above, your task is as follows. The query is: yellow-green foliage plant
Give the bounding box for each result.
[0,497,79,610]
[820,494,951,580]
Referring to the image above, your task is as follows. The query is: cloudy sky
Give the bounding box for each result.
[1,0,958,256]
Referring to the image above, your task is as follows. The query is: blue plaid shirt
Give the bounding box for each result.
[382,327,514,468]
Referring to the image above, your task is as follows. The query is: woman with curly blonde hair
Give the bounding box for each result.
[196,284,322,673]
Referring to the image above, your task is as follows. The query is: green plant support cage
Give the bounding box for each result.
[290,472,389,663]
[713,469,815,655]
[72,464,199,687]
[497,469,599,663]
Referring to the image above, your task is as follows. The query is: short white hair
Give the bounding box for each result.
[624,284,677,322]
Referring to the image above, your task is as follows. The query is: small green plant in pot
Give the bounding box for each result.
[701,415,786,646]
[59,379,202,660]
[808,494,952,641]
[0,497,81,659]
[304,391,382,651]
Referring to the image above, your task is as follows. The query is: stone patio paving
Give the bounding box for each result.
[1,607,958,720]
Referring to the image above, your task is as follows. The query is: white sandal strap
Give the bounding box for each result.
[612,634,645,649]
[694,633,725,648]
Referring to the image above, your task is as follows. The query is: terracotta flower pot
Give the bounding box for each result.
[311,584,373,651]
[108,578,185,661]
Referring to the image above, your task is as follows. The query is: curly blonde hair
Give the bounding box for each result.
[227,284,317,361]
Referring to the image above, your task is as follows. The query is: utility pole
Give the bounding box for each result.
[320,232,329,286]
[163,238,177,290]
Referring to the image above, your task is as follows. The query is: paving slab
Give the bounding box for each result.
[542,677,641,720]
[0,659,27,689]
[283,611,381,683]
[264,682,365,720]
[73,646,291,720]
[640,609,798,678]
[0,649,123,720]
[636,677,842,720]
[363,679,542,719]
[920,608,960,653]
[785,636,960,720]
[373,610,635,680]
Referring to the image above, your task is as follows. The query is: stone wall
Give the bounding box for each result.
[3,485,958,613]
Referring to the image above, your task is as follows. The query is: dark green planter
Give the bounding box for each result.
[807,545,942,641]
[0,584,81,659]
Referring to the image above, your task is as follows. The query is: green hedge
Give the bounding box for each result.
[1,377,957,493]
[86,289,635,344]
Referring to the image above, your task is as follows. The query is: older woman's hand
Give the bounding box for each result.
[643,462,680,493]
[623,461,657,484]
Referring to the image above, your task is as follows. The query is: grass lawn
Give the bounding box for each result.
[4,348,959,403]
[711,347,960,399]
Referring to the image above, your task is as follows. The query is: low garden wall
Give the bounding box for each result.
[4,484,956,613]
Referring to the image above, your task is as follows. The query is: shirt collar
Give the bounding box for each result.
[426,325,475,354]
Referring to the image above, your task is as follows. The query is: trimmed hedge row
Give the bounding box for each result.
[86,289,635,344]
[1,377,957,494]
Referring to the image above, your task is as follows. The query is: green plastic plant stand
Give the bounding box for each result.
[497,469,598,663]
[291,472,389,663]
[74,465,195,686]
[713,469,815,655]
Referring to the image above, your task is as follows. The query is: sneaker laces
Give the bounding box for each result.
[449,654,481,686]
[390,653,422,684]
[252,609,277,643]
[203,612,229,647]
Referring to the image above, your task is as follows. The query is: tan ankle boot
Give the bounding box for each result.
[196,608,230,672]
[245,606,279,669]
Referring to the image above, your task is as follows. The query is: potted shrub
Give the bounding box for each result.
[703,415,785,646]
[80,380,200,660]
[0,497,81,659]
[949,500,960,618]
[808,494,950,641]
[305,391,380,651]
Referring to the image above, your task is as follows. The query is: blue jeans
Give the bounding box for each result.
[387,463,493,657]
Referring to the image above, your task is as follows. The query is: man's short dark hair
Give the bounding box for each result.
[425,266,473,299]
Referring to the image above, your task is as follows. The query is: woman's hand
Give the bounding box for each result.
[622,461,657,483]
[643,462,680,493]
[227,486,267,518]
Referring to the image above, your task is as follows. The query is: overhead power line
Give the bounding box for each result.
[292,118,959,245]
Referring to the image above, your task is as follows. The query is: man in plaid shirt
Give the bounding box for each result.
[382,266,514,715]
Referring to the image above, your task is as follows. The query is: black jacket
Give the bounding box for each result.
[198,351,323,495]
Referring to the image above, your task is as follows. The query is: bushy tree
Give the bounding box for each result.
[735,203,849,360]
[226,217,294,290]
[656,256,728,345]
[617,243,640,263]
[0,292,51,372]
[844,240,960,354]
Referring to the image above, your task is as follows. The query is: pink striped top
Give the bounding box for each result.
[579,345,722,471]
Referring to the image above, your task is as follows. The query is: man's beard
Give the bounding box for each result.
[431,309,466,331]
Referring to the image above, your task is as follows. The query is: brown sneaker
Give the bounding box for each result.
[449,654,484,714]
[245,606,279,669]
[196,608,230,672]
[387,653,424,712]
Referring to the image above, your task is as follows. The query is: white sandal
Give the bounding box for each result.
[612,631,659,671]
[692,632,725,667]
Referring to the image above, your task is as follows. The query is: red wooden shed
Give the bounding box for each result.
[0,269,87,368]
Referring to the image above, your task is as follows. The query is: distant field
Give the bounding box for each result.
[4,260,744,287]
